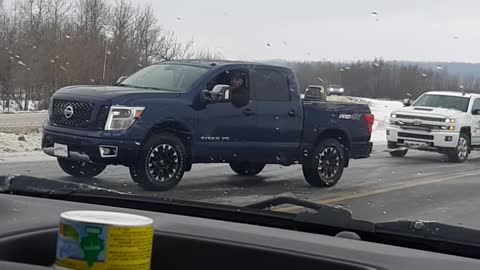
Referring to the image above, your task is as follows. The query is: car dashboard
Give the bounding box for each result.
[1,194,480,270]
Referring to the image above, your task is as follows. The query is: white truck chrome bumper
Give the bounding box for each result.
[386,125,459,148]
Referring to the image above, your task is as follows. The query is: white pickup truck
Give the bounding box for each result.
[387,91,480,162]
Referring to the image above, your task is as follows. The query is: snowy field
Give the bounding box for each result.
[0,97,402,160]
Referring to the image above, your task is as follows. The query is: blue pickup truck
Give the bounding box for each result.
[42,61,373,191]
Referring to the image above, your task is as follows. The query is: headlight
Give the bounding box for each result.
[390,113,397,118]
[104,106,145,130]
[445,118,455,123]
[340,88,344,92]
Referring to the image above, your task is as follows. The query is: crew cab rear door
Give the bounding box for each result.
[251,68,303,158]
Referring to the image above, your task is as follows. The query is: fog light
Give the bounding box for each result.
[445,136,453,142]
[99,145,118,157]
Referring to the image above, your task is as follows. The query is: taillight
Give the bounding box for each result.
[364,113,374,135]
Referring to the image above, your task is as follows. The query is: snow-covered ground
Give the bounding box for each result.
[327,96,403,145]
[0,130,43,158]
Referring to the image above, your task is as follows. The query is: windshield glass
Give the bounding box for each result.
[4,0,480,245]
[412,94,470,112]
[120,64,209,92]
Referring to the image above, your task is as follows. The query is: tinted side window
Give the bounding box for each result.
[253,69,290,101]
[472,98,480,112]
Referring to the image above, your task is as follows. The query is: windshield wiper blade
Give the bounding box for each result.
[246,196,326,211]
[246,196,374,231]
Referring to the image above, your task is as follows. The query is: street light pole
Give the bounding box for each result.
[102,25,113,84]
[102,39,108,83]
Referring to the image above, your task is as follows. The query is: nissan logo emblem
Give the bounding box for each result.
[64,106,74,119]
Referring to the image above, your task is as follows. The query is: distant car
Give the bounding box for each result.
[327,84,345,96]
[304,85,326,101]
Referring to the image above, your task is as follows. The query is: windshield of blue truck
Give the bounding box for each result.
[120,64,209,92]
[413,95,470,112]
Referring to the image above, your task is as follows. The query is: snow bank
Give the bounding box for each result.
[0,130,43,154]
[327,96,403,145]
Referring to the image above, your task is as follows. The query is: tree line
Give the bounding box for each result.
[0,0,221,110]
[290,59,480,99]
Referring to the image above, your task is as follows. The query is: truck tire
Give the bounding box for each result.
[302,138,345,187]
[229,162,265,176]
[447,133,469,163]
[389,149,408,157]
[130,133,187,191]
[57,158,106,178]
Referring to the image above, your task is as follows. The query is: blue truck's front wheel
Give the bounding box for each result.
[302,138,345,187]
[129,133,187,191]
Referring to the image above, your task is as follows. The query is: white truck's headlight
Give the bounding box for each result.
[391,113,397,118]
[445,118,455,123]
[340,88,344,93]
[105,106,145,130]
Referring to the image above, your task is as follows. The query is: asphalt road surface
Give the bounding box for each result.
[2,147,480,229]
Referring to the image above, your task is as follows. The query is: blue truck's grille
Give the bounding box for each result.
[52,99,94,128]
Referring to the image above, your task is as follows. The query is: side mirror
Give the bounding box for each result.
[116,76,128,84]
[473,109,480,115]
[210,84,230,95]
[205,84,230,103]
[403,98,412,107]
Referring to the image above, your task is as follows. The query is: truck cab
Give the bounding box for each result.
[387,91,480,162]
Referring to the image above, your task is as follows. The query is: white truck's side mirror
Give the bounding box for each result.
[403,98,412,106]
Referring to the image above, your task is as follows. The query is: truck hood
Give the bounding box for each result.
[394,106,465,119]
[55,85,182,101]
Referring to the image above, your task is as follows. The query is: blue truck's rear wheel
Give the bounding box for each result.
[302,138,345,187]
[130,133,187,191]
[57,158,106,178]
[229,162,265,176]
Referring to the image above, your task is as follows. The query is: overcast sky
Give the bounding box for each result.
[135,0,478,62]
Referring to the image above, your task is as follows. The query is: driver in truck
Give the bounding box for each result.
[229,72,249,107]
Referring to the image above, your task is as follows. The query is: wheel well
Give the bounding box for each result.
[314,129,351,167]
[315,129,351,150]
[460,127,471,143]
[148,121,193,171]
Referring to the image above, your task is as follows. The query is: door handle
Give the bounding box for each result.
[243,108,254,116]
[288,110,296,117]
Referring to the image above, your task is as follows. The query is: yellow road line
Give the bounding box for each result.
[273,170,480,213]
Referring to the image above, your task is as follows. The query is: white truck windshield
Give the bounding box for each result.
[412,94,470,112]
